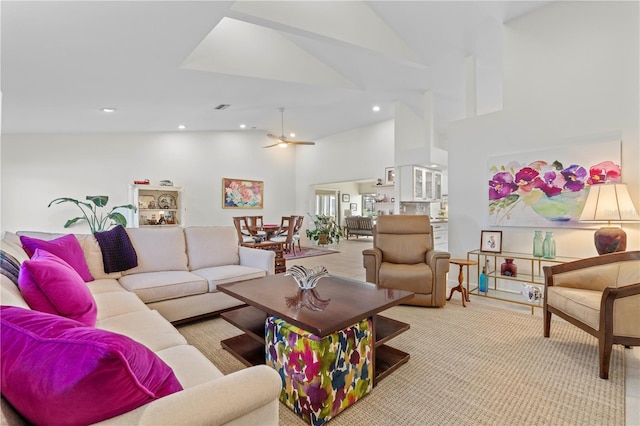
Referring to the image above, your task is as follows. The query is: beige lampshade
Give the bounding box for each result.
[579,184,640,223]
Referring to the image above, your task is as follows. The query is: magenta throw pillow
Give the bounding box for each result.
[20,234,94,282]
[18,249,98,326]
[0,306,183,426]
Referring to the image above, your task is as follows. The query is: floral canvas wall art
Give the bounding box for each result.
[222,178,263,208]
[488,141,621,227]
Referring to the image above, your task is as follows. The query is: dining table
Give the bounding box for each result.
[251,223,287,240]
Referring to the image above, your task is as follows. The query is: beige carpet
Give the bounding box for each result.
[177,299,624,425]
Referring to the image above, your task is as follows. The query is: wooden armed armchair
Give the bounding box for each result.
[363,215,450,307]
[543,250,640,379]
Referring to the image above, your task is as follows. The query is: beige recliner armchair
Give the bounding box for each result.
[543,250,640,379]
[363,215,450,307]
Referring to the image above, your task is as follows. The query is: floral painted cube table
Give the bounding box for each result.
[218,274,414,424]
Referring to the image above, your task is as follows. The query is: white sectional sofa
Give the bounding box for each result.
[8,226,276,323]
[0,226,282,425]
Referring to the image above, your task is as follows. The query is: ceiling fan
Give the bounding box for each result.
[263,107,316,148]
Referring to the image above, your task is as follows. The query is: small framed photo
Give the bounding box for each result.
[385,167,395,185]
[480,230,502,253]
[350,203,357,211]
[342,194,350,202]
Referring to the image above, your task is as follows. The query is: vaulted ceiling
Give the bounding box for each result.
[1,1,548,140]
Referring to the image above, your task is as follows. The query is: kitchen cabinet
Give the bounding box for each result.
[399,166,442,202]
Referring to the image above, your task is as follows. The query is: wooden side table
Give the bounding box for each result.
[448,258,478,307]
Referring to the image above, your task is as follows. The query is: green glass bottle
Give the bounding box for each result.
[543,232,556,259]
[533,230,544,257]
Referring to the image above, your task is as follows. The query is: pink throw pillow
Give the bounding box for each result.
[0,306,183,426]
[18,249,98,326]
[20,234,94,282]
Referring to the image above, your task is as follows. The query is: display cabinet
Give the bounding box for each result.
[465,250,580,313]
[372,183,395,215]
[399,166,442,202]
[129,184,183,227]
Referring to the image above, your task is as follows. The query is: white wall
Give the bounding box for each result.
[1,131,296,233]
[448,1,640,262]
[294,119,394,229]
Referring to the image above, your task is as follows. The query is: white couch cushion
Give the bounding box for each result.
[0,275,30,309]
[86,278,127,294]
[155,345,224,388]
[12,231,123,280]
[192,265,266,292]
[119,271,208,303]
[123,227,188,275]
[93,291,149,321]
[97,310,187,352]
[1,232,30,264]
[184,226,240,270]
[74,233,123,280]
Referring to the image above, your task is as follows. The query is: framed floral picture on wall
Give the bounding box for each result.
[222,178,263,208]
[488,140,621,227]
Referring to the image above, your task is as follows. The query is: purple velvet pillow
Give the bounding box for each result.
[20,234,93,282]
[0,306,183,426]
[94,225,138,273]
[18,249,98,326]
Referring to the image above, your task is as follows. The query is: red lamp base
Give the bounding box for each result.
[594,227,627,255]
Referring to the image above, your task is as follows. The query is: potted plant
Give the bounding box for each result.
[305,214,343,246]
[48,195,136,233]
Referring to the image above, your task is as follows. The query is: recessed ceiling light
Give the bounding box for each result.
[100,107,116,113]
[372,105,381,112]
[178,125,186,130]
[240,124,247,129]
[289,133,296,138]
[430,164,438,168]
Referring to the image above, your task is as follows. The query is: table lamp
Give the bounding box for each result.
[579,183,640,254]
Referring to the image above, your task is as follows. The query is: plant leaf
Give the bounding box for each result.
[63,217,86,228]
[48,197,80,207]
[108,212,128,227]
[111,203,137,212]
[87,195,109,208]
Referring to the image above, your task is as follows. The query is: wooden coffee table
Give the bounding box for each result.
[217,274,414,385]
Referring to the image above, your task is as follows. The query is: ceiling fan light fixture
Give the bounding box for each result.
[262,108,315,149]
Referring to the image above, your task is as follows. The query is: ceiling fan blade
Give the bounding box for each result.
[267,133,284,142]
[262,143,281,148]
[287,141,316,145]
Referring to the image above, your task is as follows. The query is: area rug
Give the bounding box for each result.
[177,299,624,425]
[284,246,339,260]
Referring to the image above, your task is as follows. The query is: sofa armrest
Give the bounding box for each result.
[362,248,382,284]
[239,246,275,275]
[426,250,451,306]
[601,282,640,339]
[95,365,282,426]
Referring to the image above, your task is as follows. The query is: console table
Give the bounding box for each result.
[466,250,580,313]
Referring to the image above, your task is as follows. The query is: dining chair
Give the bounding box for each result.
[291,216,304,255]
[246,216,267,240]
[270,216,299,254]
[232,216,257,244]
